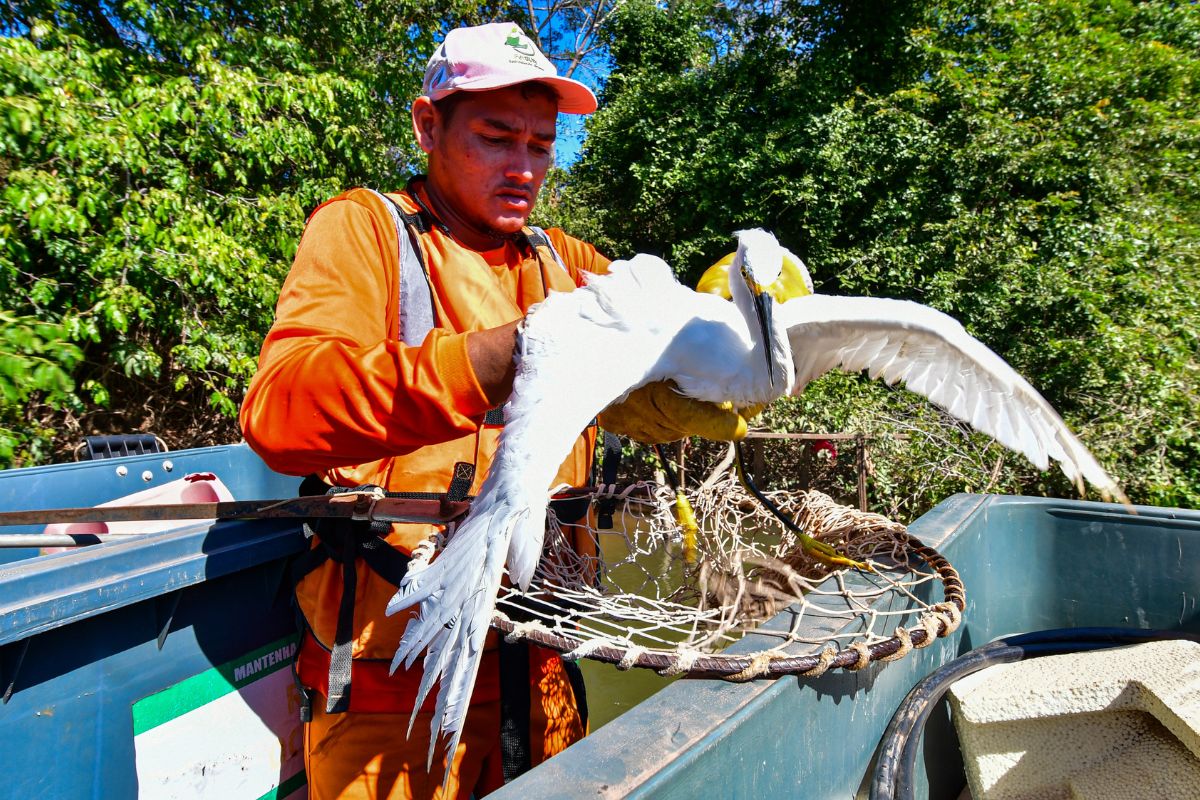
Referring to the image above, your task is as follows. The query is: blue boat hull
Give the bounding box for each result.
[0,444,1196,798]
[493,494,1200,799]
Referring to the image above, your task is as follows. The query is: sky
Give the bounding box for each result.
[540,16,613,168]
[556,114,589,166]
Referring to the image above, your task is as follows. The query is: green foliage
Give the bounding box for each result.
[3,0,1197,518]
[0,0,493,466]
[564,0,1200,512]
[0,311,80,464]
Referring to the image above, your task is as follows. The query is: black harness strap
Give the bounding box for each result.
[293,482,414,714]
[562,657,589,732]
[445,462,476,503]
[390,182,432,234]
[327,531,358,713]
[291,482,420,586]
[596,431,623,529]
[523,228,552,249]
[498,638,532,782]
[402,176,444,236]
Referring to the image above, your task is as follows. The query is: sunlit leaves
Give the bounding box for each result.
[0,0,493,465]
[0,312,80,464]
[561,0,1200,510]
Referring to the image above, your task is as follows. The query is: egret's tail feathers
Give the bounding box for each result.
[504,505,543,591]
[385,495,518,766]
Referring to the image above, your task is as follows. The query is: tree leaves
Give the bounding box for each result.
[555,0,1200,510]
[0,311,80,464]
[0,0,495,465]
[3,0,1196,512]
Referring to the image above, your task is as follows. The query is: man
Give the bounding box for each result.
[241,21,751,799]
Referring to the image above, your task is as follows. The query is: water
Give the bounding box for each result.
[579,657,677,730]
[558,509,687,729]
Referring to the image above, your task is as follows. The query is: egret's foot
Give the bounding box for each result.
[673,491,700,565]
[798,532,869,571]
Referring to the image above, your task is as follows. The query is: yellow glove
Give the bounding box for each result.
[695,248,813,302]
[598,380,756,444]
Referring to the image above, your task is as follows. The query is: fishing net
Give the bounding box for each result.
[410,453,966,681]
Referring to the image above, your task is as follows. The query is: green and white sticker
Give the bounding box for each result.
[133,636,305,800]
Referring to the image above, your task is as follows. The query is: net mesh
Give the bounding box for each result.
[413,465,964,679]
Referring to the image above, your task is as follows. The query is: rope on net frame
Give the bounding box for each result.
[409,450,966,683]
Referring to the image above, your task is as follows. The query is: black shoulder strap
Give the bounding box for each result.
[524,225,569,276]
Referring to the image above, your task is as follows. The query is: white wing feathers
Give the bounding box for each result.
[385,487,519,767]
[780,293,1126,502]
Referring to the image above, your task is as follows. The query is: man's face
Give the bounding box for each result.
[416,85,557,243]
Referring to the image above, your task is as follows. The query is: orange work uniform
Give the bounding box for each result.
[240,183,610,799]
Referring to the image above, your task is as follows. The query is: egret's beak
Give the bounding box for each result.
[750,281,776,384]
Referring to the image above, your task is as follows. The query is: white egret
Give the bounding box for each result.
[386,228,1125,767]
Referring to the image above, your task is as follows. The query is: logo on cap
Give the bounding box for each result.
[505,26,540,67]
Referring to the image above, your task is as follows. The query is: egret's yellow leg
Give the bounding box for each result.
[733,438,868,571]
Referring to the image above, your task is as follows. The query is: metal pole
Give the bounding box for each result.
[0,534,117,548]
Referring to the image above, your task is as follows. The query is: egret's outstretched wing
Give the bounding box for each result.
[779,293,1126,502]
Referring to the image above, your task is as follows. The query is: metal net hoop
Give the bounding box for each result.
[418,472,965,681]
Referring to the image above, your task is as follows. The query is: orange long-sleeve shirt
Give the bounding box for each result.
[240,187,609,480]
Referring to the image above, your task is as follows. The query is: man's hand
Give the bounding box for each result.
[598,381,757,444]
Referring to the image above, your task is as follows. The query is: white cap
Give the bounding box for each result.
[421,22,598,114]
